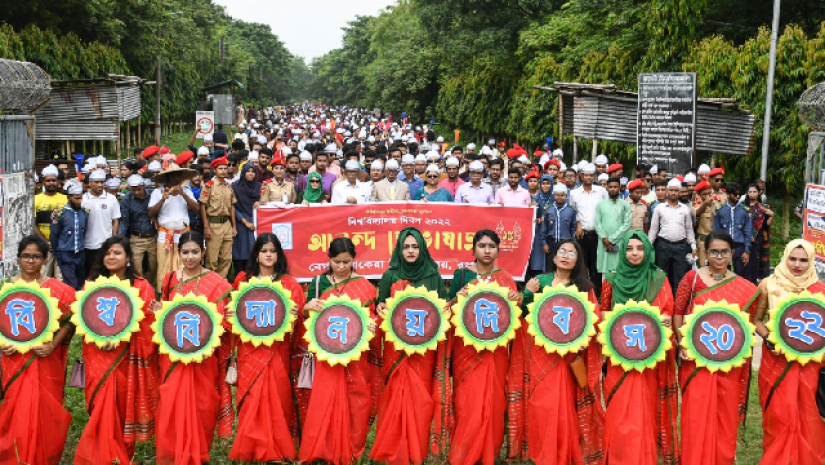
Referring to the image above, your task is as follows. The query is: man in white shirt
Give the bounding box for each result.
[332,160,371,204]
[569,162,608,295]
[148,174,200,288]
[82,169,121,276]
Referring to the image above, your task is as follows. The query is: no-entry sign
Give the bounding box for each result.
[195,111,215,139]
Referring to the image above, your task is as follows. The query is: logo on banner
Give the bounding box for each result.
[679,300,756,372]
[304,295,373,366]
[767,290,825,365]
[0,281,61,353]
[598,300,672,372]
[382,286,448,355]
[526,285,597,355]
[228,277,295,347]
[72,276,145,348]
[151,293,224,364]
[451,281,521,351]
[271,223,293,250]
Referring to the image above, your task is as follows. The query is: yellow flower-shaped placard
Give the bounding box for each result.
[304,295,373,366]
[71,276,145,348]
[679,300,756,372]
[526,285,597,355]
[151,292,224,364]
[382,286,449,355]
[0,280,61,354]
[228,277,296,347]
[598,300,672,372]
[451,281,521,352]
[767,290,825,365]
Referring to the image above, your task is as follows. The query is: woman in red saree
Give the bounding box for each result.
[754,239,825,465]
[370,227,450,465]
[447,229,521,465]
[673,231,758,465]
[599,230,679,465]
[508,238,605,464]
[299,237,378,465]
[228,233,302,462]
[0,235,76,465]
[156,231,234,465]
[74,235,159,465]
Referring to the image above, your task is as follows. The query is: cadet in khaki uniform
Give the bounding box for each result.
[693,180,715,266]
[258,154,297,205]
[626,179,649,233]
[200,157,237,278]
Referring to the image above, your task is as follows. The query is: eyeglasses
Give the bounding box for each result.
[309,179,321,184]
[556,249,577,259]
[426,175,439,179]
[228,163,238,167]
[19,254,44,261]
[708,250,732,259]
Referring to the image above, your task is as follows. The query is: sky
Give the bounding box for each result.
[213,0,395,63]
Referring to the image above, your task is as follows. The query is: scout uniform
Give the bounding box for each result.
[712,199,752,275]
[626,179,649,232]
[260,156,297,204]
[50,182,88,290]
[693,181,715,266]
[200,158,236,278]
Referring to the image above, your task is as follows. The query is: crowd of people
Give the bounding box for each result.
[3,103,818,465]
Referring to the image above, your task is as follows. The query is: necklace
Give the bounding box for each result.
[180,268,204,294]
[330,272,353,296]
[710,270,729,282]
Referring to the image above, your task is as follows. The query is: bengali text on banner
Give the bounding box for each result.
[255,202,536,282]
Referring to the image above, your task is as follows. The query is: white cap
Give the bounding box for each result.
[580,162,595,174]
[620,176,628,185]
[445,157,460,167]
[96,155,108,165]
[414,154,427,163]
[385,159,400,170]
[552,148,564,159]
[684,173,697,183]
[697,164,710,175]
[649,164,659,174]
[281,147,293,156]
[466,143,476,150]
[367,135,376,143]
[553,184,568,194]
[65,181,83,195]
[571,163,579,172]
[299,151,312,161]
[324,143,337,154]
[517,155,530,165]
[598,173,609,182]
[41,164,59,177]
[425,163,440,174]
[559,162,567,171]
[203,133,213,143]
[257,135,267,145]
[127,174,144,187]
[594,154,608,165]
[105,177,121,189]
[147,161,163,172]
[345,160,360,171]
[89,169,107,181]
[538,154,550,167]
[248,151,259,161]
[81,163,92,174]
[401,154,415,165]
[487,138,495,145]
[197,146,210,156]
[436,136,444,143]
[469,160,484,172]
[667,178,682,189]
[426,150,441,160]
[371,160,384,170]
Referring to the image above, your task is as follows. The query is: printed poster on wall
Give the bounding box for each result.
[803,184,825,280]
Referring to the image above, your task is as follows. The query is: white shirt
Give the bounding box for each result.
[569,184,608,231]
[331,181,371,204]
[149,186,196,244]
[82,191,121,249]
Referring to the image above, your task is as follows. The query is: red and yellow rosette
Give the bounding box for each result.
[679,300,756,372]
[71,276,145,348]
[598,300,672,372]
[0,280,61,354]
[451,281,521,352]
[381,286,449,355]
[228,277,296,347]
[151,293,224,364]
[526,285,597,355]
[304,295,374,366]
[767,290,825,365]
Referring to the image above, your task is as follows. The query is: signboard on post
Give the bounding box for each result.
[637,72,697,176]
[195,111,215,139]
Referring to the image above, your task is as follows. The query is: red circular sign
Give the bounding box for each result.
[608,311,662,361]
[535,294,588,345]
[689,311,747,363]
[160,304,215,354]
[234,288,288,337]
[197,117,214,135]
[389,296,441,346]
[80,287,134,338]
[313,305,364,355]
[777,301,825,353]
[461,291,512,341]
[0,291,51,342]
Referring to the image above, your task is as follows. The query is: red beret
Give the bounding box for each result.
[694,180,711,192]
[497,141,506,147]
[708,167,724,177]
[211,157,228,169]
[534,147,544,156]
[142,146,159,159]
[543,159,560,171]
[607,163,623,174]
[524,168,540,181]
[175,151,194,165]
[159,146,171,155]
[627,179,643,191]
[270,155,285,167]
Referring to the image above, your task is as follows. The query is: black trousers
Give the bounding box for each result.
[85,248,100,278]
[580,231,601,298]
[732,243,747,276]
[654,240,692,296]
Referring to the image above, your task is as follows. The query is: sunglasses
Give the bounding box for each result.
[228,163,238,167]
[426,175,439,179]
[713,177,724,182]
[309,179,321,183]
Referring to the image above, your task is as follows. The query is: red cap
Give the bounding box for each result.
[627,179,643,191]
[525,168,540,181]
[270,155,285,167]
[694,180,711,192]
[543,159,560,171]
[211,157,228,169]
[607,163,623,174]
[675,176,684,182]
[142,146,159,159]
[708,167,724,177]
[497,141,506,147]
[175,151,194,166]
[534,147,544,156]
[159,146,171,155]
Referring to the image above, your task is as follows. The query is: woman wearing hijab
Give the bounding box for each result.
[754,239,825,465]
[599,230,679,465]
[534,175,555,271]
[370,227,451,464]
[232,163,260,276]
[301,171,329,204]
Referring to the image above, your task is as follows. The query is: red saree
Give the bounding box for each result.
[507,278,605,465]
[228,271,303,462]
[758,280,825,465]
[298,275,378,465]
[600,280,680,465]
[448,269,517,465]
[370,279,451,465]
[674,270,758,465]
[74,277,159,465]
[0,278,74,465]
[155,270,234,465]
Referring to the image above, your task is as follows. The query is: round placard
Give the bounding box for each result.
[598,300,673,372]
[228,277,295,347]
[381,286,449,355]
[304,295,373,366]
[151,293,224,364]
[71,276,145,348]
[526,285,597,355]
[0,281,60,353]
[679,300,756,372]
[451,281,521,352]
[767,290,825,365]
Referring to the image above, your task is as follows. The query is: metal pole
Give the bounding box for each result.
[155,56,162,145]
[760,0,781,182]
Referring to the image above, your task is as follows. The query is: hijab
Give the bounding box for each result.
[232,164,260,216]
[534,174,555,210]
[604,230,666,306]
[765,239,819,307]
[378,227,443,301]
[303,171,324,203]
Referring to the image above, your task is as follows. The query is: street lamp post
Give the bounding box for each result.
[760,0,781,182]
